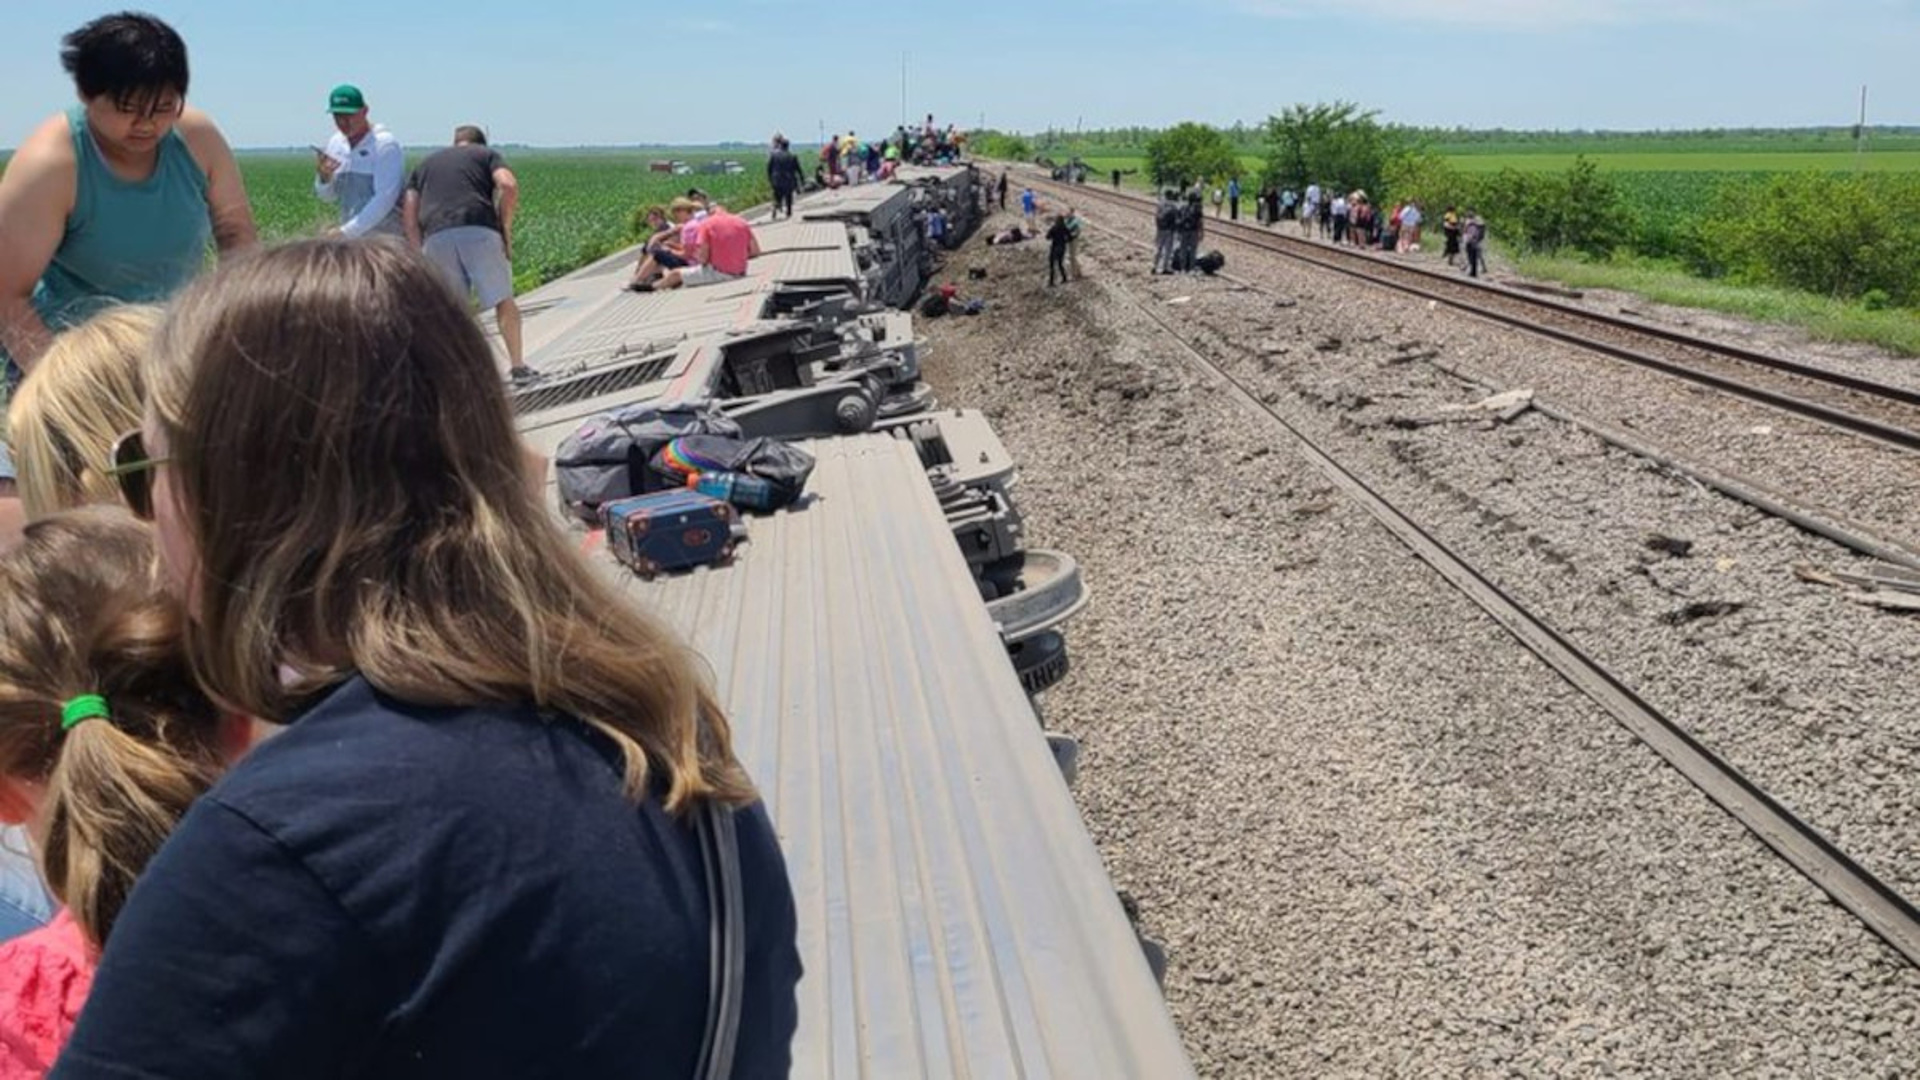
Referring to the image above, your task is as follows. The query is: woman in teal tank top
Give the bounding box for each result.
[0,13,256,388]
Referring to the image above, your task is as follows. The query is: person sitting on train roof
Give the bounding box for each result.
[626,197,700,290]
[643,204,760,293]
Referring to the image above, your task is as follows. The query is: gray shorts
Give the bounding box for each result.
[424,225,514,309]
[679,263,744,289]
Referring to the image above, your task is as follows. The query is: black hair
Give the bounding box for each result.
[60,12,188,111]
[454,125,488,146]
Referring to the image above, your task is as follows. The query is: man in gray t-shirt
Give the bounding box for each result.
[403,125,534,380]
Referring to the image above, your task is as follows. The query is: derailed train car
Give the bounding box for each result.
[509,167,1194,1077]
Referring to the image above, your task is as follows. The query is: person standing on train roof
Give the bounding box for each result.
[403,126,535,383]
[767,136,803,219]
[0,9,256,616]
[0,12,256,384]
[314,84,405,239]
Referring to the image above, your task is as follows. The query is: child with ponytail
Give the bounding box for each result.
[0,508,245,1076]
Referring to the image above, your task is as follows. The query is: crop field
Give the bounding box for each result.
[1445,150,1920,173]
[238,149,772,292]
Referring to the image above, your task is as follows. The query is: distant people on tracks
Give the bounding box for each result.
[314,83,405,239]
[1152,189,1180,274]
[1330,192,1350,244]
[1281,187,1297,223]
[1064,207,1084,281]
[1021,186,1038,230]
[53,238,803,1077]
[1046,215,1072,286]
[1442,206,1462,266]
[1210,185,1225,219]
[1302,182,1321,237]
[997,171,1009,210]
[403,125,534,382]
[1176,191,1205,272]
[1464,209,1488,278]
[0,11,255,574]
[767,136,802,219]
[1397,201,1423,253]
[1228,177,1241,221]
[0,507,254,1071]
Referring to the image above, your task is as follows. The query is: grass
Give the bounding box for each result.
[1447,150,1920,173]
[237,149,771,293]
[1511,252,1920,357]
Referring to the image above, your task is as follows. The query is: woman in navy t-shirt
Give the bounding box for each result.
[52,238,801,1079]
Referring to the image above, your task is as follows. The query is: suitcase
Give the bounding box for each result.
[601,490,743,578]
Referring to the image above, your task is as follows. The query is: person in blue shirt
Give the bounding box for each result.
[53,239,801,1078]
[1021,186,1038,230]
[1228,177,1241,221]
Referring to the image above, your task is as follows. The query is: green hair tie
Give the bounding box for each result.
[60,694,111,732]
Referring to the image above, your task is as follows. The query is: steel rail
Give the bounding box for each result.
[1034,177,1920,454]
[1103,271,1920,969]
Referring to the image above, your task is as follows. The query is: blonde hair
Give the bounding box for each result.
[148,238,751,811]
[0,508,224,947]
[7,306,160,518]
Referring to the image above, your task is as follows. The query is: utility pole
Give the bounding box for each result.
[1854,84,1868,164]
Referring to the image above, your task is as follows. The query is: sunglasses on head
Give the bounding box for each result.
[107,430,170,520]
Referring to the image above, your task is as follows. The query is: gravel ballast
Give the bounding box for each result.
[915,206,1920,1076]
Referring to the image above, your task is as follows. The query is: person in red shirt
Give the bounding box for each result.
[0,509,254,1076]
[652,207,760,291]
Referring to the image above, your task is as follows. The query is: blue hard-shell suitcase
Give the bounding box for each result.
[601,490,743,578]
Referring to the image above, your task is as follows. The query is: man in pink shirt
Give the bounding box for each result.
[653,206,759,291]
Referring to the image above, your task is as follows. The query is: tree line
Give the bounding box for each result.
[978,108,1917,308]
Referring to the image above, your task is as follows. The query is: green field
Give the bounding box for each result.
[239,149,772,292]
[1445,150,1920,173]
[1069,149,1920,184]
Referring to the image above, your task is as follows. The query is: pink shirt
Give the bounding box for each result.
[0,910,94,1077]
[700,212,754,277]
[679,218,706,264]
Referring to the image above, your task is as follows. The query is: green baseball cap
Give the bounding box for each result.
[326,84,367,114]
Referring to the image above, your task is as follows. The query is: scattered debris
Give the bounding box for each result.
[1662,600,1745,626]
[1847,592,1920,614]
[1746,426,1775,437]
[1392,388,1535,428]
[1313,337,1344,353]
[1644,534,1694,559]
[1507,279,1586,300]
[1166,295,1193,305]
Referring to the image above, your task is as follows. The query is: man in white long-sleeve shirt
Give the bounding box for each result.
[314,84,404,238]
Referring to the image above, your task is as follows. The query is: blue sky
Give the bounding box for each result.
[3,1,1916,149]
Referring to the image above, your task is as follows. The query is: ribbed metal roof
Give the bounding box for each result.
[603,435,1193,1078]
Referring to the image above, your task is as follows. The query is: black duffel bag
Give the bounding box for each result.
[648,434,816,509]
[554,403,743,523]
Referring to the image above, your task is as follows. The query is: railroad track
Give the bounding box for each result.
[1028,175,1920,455]
[1091,267,1920,971]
